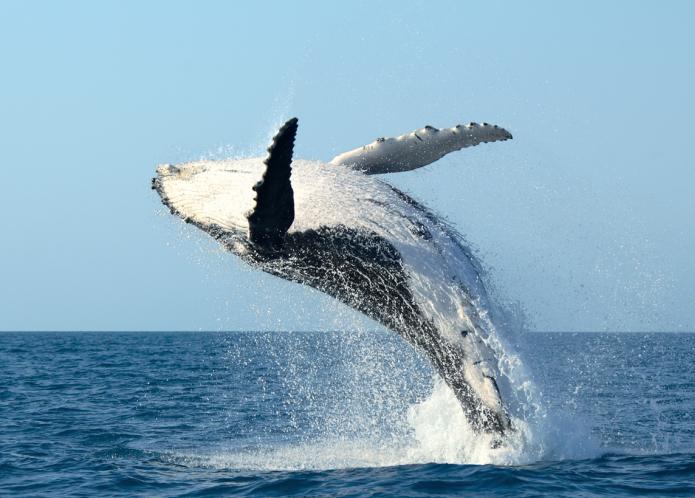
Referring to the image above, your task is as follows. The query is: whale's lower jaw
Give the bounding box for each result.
[242,225,512,436]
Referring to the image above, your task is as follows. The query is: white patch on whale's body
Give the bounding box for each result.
[156,157,509,419]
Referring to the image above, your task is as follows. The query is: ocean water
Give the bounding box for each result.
[1,331,693,496]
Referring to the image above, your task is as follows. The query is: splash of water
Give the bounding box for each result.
[165,373,598,471]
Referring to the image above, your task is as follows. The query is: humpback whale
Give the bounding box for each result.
[153,118,514,436]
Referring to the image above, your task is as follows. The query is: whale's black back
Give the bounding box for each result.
[246,223,510,434]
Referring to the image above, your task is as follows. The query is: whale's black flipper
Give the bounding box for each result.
[247,118,298,250]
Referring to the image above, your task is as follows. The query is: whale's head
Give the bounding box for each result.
[152,158,268,247]
[154,117,300,254]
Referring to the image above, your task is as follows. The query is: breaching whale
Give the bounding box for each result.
[153,118,514,435]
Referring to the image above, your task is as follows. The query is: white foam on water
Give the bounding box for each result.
[164,372,600,472]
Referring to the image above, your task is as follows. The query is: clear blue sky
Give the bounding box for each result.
[1,1,693,331]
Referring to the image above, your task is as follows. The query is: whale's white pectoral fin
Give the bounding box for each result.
[329,122,512,174]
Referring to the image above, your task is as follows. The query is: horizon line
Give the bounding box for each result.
[1,330,694,334]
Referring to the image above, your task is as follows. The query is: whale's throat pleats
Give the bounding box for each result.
[247,117,298,250]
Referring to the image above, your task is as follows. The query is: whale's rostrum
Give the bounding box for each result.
[153,118,515,436]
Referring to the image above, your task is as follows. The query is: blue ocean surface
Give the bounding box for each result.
[1,331,694,496]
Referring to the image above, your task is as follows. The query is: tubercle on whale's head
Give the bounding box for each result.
[156,163,176,174]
